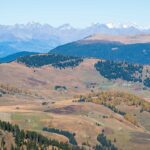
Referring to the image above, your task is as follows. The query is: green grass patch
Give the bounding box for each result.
[11,112,51,131]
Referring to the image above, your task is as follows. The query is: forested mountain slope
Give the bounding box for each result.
[51,34,150,64]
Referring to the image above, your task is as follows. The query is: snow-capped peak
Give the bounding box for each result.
[106,22,116,29]
[106,22,138,29]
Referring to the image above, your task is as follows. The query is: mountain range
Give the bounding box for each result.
[1,23,150,58]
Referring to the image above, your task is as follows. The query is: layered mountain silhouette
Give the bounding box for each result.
[0,23,150,57]
[0,51,38,63]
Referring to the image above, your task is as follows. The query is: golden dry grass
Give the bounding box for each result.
[0,59,150,150]
[83,34,150,44]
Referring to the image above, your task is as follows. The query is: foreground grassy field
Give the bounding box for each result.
[0,95,150,150]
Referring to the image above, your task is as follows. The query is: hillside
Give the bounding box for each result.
[95,60,150,88]
[0,51,38,63]
[15,53,150,88]
[84,34,150,44]
[0,59,102,99]
[0,58,150,150]
[0,120,79,150]
[51,34,150,64]
[0,58,150,100]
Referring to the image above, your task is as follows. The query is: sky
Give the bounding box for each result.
[0,0,150,28]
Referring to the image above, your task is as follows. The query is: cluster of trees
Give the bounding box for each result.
[0,88,6,97]
[52,59,83,69]
[144,78,150,88]
[55,85,67,91]
[43,127,77,145]
[95,60,143,83]
[17,53,83,69]
[76,91,144,107]
[95,133,118,150]
[76,96,125,116]
[0,120,122,150]
[140,102,150,112]
[124,114,138,126]
[102,103,126,116]
[76,91,150,115]
[0,83,31,96]
[0,120,81,150]
[95,60,150,88]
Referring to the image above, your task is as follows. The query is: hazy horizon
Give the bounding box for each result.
[0,0,150,28]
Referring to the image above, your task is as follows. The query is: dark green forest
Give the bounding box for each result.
[144,78,150,88]
[95,60,150,88]
[43,127,77,145]
[51,41,150,64]
[0,120,82,150]
[102,103,126,116]
[17,53,83,69]
[0,120,119,150]
[95,132,118,150]
[95,60,143,82]
[94,60,150,88]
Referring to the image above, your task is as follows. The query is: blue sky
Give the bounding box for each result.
[0,0,150,27]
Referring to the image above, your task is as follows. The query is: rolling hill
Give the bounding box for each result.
[14,54,150,89]
[0,58,150,149]
[51,34,150,64]
[0,54,149,100]
[0,51,38,63]
[1,23,150,58]
[0,55,150,150]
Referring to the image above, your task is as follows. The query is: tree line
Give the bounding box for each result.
[102,103,126,116]
[17,53,83,69]
[95,60,150,88]
[95,60,143,83]
[43,127,77,145]
[144,78,150,88]
[95,132,118,150]
[0,120,82,150]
